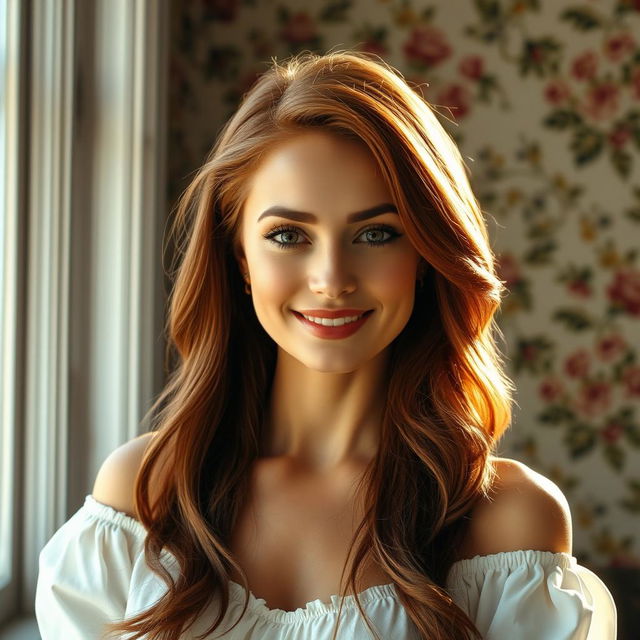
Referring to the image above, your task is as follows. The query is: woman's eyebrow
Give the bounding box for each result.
[257,203,399,224]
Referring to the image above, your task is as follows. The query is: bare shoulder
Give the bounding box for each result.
[456,456,573,560]
[91,432,158,519]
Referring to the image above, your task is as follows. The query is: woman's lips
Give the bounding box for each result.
[292,310,373,339]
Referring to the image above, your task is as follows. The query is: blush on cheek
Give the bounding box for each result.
[374,262,416,290]
[253,261,297,300]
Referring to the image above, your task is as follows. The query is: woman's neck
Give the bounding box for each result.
[260,346,390,472]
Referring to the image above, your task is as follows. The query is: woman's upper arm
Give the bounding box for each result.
[36,435,156,640]
[92,432,156,518]
[459,457,573,559]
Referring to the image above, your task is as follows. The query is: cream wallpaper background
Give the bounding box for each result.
[167,0,640,573]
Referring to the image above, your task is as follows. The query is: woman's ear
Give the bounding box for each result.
[233,242,249,279]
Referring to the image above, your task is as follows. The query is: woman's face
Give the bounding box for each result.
[235,130,422,373]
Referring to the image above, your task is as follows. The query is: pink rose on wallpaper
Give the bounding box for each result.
[545,79,571,105]
[601,419,624,444]
[582,82,620,120]
[596,334,626,362]
[539,377,565,403]
[280,12,316,44]
[608,125,632,149]
[403,25,452,67]
[622,366,640,397]
[603,32,636,63]
[575,381,612,417]
[564,349,591,379]
[435,84,471,120]
[571,51,598,81]
[496,253,522,287]
[607,267,640,316]
[458,55,484,80]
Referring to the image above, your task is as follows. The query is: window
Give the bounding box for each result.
[0,0,168,631]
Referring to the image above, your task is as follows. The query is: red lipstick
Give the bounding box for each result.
[292,309,374,339]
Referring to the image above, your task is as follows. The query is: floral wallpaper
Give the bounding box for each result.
[167,0,640,572]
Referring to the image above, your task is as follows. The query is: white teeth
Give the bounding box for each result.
[302,313,365,326]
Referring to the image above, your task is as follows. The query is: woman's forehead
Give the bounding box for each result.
[241,132,393,225]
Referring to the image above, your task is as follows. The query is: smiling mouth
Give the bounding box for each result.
[291,310,374,339]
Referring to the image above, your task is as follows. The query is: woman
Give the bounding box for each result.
[35,50,616,639]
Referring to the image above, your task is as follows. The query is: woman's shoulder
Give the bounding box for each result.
[91,431,158,519]
[455,456,573,561]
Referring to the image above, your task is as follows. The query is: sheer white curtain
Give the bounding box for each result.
[0,0,168,630]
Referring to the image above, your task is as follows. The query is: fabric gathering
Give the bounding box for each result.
[35,496,617,639]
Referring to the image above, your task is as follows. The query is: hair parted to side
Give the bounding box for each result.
[104,49,514,640]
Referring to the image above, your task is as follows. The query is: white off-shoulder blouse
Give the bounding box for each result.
[35,495,617,639]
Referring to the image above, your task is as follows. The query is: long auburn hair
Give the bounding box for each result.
[105,49,513,640]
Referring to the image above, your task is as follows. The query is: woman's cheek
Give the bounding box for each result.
[371,258,417,292]
[253,256,298,300]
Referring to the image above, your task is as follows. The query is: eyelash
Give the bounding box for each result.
[263,224,402,250]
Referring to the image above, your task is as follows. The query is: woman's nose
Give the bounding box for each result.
[308,248,357,298]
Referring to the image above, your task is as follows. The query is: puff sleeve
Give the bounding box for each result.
[35,495,148,640]
[445,550,617,640]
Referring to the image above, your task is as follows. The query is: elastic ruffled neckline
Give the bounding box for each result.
[83,496,400,622]
[227,579,398,624]
[82,495,577,622]
[84,494,148,537]
[446,549,576,584]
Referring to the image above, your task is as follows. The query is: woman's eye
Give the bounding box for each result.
[359,228,392,245]
[263,225,306,249]
[263,224,401,250]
